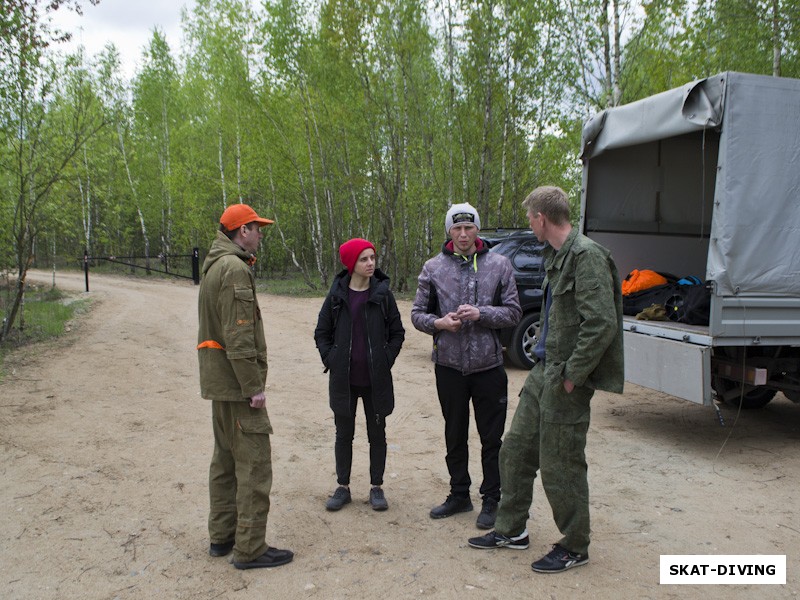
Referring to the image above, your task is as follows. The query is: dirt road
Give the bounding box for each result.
[1,270,797,599]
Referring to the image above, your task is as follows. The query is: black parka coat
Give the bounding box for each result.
[314,268,405,417]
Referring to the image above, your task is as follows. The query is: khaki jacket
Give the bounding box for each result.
[197,231,268,400]
[542,228,624,393]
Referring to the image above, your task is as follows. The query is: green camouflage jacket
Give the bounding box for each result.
[542,228,624,393]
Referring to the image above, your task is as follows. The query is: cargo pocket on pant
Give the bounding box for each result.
[235,414,273,467]
[234,413,273,518]
[237,414,273,436]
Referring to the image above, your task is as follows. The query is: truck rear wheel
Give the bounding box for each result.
[713,378,777,409]
[507,312,539,370]
[712,347,777,409]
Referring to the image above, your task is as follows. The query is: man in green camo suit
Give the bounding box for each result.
[197,203,293,570]
[468,186,624,573]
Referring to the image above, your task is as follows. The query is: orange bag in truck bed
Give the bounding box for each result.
[622,269,668,296]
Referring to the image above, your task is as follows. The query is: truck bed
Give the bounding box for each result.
[623,315,711,346]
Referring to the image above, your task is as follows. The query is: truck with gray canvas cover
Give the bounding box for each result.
[580,71,800,408]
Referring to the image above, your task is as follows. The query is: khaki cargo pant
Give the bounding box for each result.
[494,362,593,555]
[209,401,273,563]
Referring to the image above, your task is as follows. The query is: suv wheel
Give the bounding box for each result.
[507,312,539,369]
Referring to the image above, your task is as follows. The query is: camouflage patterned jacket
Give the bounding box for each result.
[541,228,624,393]
[411,239,521,375]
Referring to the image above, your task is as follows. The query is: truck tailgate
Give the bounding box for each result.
[623,324,712,405]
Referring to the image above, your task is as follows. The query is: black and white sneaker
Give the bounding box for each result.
[467,529,529,550]
[531,543,589,573]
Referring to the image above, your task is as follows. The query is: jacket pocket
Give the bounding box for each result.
[234,286,255,325]
[384,344,396,369]
[551,279,578,324]
[324,344,339,370]
[543,383,592,424]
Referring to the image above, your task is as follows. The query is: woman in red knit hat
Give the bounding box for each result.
[314,239,405,511]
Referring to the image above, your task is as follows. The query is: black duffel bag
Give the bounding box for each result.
[623,283,678,316]
[623,282,711,325]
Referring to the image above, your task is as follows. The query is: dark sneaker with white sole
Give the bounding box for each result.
[326,486,352,511]
[531,543,589,573]
[429,494,473,519]
[468,529,529,550]
[369,487,388,511]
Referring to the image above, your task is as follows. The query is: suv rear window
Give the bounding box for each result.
[511,241,544,273]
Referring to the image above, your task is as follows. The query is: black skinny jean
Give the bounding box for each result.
[334,385,387,487]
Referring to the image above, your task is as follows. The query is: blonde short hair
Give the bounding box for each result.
[522,186,570,226]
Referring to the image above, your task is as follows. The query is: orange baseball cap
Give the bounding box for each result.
[219,203,274,231]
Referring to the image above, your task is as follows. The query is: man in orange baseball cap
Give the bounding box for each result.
[219,203,275,230]
[197,203,293,570]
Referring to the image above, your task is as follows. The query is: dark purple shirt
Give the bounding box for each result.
[348,288,371,386]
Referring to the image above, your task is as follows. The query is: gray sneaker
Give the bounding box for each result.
[325,486,352,511]
[369,487,388,511]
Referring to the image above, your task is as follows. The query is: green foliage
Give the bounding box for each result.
[3,0,800,306]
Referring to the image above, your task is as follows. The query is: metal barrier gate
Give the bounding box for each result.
[82,248,200,292]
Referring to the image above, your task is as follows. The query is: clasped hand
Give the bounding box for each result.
[436,304,479,332]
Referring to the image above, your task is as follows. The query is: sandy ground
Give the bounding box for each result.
[1,269,798,600]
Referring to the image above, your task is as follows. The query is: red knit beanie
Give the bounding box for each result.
[339,238,376,273]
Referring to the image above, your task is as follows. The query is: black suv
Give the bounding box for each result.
[481,229,545,369]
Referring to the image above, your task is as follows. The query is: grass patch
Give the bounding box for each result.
[258,273,326,298]
[0,283,89,378]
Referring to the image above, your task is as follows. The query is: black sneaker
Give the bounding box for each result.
[429,494,473,519]
[531,543,589,573]
[233,546,294,570]
[468,530,529,550]
[325,486,352,511]
[476,497,498,529]
[369,487,388,511]
[209,540,235,557]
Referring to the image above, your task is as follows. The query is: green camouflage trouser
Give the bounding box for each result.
[209,401,273,563]
[494,362,593,554]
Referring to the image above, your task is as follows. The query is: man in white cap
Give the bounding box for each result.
[411,202,521,530]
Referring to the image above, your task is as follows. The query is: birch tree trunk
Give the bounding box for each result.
[79,146,92,254]
[772,0,782,76]
[117,124,150,272]
[300,85,328,285]
[612,0,623,105]
[602,0,614,107]
[218,125,227,208]
[302,81,336,271]
[160,99,173,261]
[478,16,494,221]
